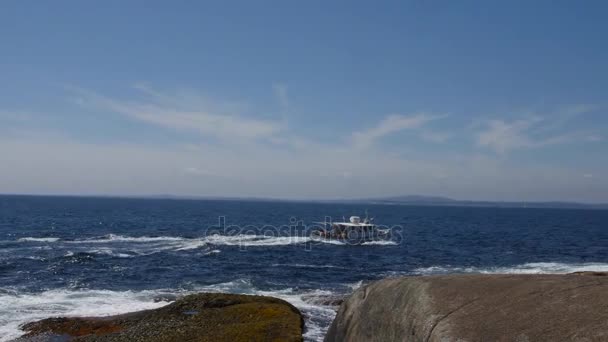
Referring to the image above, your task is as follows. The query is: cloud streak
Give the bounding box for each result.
[351,113,443,148]
[476,108,601,153]
[2,85,606,202]
[73,86,285,142]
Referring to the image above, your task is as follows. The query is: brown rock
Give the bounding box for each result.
[20,293,304,342]
[325,273,608,342]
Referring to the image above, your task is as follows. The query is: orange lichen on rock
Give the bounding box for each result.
[21,293,303,342]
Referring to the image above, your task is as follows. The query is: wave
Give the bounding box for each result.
[13,234,396,262]
[88,248,134,258]
[23,256,47,261]
[0,279,341,342]
[361,240,397,246]
[61,249,134,259]
[414,262,608,275]
[71,234,187,244]
[271,263,347,269]
[17,237,60,243]
[0,288,173,342]
[192,279,338,342]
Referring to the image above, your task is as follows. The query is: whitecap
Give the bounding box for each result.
[360,240,397,246]
[89,248,134,258]
[270,263,346,269]
[17,237,60,243]
[413,262,608,275]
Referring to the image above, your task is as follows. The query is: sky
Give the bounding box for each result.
[0,0,607,202]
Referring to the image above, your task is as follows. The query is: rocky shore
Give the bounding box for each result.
[17,293,304,342]
[14,273,608,341]
[326,272,608,342]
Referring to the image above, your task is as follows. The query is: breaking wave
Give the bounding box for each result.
[0,279,342,342]
[361,240,397,246]
[191,279,339,342]
[0,288,173,342]
[414,262,608,275]
[17,237,60,243]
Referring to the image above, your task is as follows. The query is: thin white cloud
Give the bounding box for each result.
[72,86,284,142]
[476,107,601,153]
[3,85,607,201]
[586,135,603,142]
[351,113,442,148]
[477,118,540,153]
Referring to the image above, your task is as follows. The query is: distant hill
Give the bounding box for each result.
[366,195,458,204]
[1,193,606,209]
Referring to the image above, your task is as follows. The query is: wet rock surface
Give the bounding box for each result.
[326,273,608,342]
[17,293,303,342]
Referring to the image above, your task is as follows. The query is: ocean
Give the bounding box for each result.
[1,195,607,341]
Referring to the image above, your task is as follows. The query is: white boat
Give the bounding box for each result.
[312,214,390,243]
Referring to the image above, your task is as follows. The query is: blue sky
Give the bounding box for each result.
[1,1,607,202]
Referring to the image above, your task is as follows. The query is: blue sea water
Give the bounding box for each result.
[1,195,607,341]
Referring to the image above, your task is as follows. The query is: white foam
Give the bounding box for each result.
[66,234,312,250]
[27,233,396,253]
[89,248,134,258]
[174,240,207,251]
[414,262,608,275]
[271,263,346,269]
[24,256,47,261]
[361,240,397,246]
[203,234,311,246]
[316,239,345,245]
[17,237,60,243]
[72,234,186,243]
[194,279,337,342]
[0,279,340,342]
[348,280,364,291]
[13,234,396,264]
[0,288,173,342]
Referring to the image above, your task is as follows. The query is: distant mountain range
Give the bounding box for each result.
[145,194,607,208]
[1,193,607,209]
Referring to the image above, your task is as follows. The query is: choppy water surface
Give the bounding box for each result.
[1,195,607,341]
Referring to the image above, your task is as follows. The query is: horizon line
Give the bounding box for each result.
[1,192,607,207]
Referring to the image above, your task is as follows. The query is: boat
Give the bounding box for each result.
[311,213,390,243]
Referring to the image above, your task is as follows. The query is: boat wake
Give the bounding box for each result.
[14,233,396,256]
